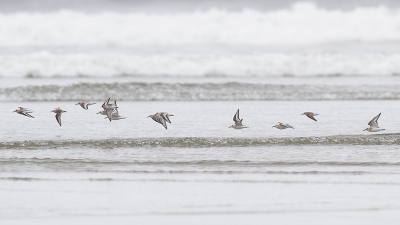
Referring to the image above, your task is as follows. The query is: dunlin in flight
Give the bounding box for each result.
[13,107,34,118]
[51,107,66,126]
[148,112,169,129]
[302,112,318,121]
[229,109,248,129]
[101,98,118,122]
[273,122,294,129]
[364,113,385,132]
[75,101,96,110]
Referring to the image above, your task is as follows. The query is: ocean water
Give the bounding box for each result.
[1,0,400,224]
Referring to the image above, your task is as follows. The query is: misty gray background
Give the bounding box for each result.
[0,0,400,12]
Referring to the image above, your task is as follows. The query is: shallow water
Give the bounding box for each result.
[2,0,400,224]
[2,99,400,224]
[1,145,400,224]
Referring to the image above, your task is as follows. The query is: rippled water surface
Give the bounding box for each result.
[1,99,400,224]
[2,0,400,223]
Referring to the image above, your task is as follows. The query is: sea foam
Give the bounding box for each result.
[1,52,400,77]
[0,3,400,47]
[2,3,400,78]
[2,82,400,101]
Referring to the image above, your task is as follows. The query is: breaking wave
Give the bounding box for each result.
[2,134,400,149]
[1,82,400,101]
[1,3,400,47]
[2,52,400,77]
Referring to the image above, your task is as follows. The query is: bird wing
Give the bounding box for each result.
[102,98,110,110]
[101,101,106,109]
[154,115,167,129]
[368,113,381,128]
[233,109,242,125]
[21,111,34,118]
[161,113,172,123]
[81,103,88,110]
[114,101,119,114]
[106,109,114,122]
[55,113,62,126]
[160,117,167,129]
[307,113,317,121]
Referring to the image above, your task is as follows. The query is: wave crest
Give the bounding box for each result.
[2,52,400,77]
[1,4,400,46]
[2,135,400,149]
[2,82,400,101]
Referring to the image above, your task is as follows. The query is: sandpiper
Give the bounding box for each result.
[229,109,248,129]
[13,107,34,118]
[75,101,96,110]
[51,107,66,126]
[302,112,318,122]
[101,98,118,122]
[364,113,385,132]
[273,122,294,129]
[148,112,168,129]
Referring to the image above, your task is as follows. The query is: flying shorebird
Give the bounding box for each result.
[148,112,169,129]
[75,101,96,110]
[101,98,118,122]
[302,112,318,121]
[51,107,66,126]
[364,113,385,132]
[229,109,248,129]
[273,122,294,130]
[13,107,34,118]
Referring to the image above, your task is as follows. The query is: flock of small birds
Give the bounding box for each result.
[229,109,384,132]
[13,99,385,132]
[12,98,175,129]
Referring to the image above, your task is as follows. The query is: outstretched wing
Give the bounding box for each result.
[81,103,88,110]
[114,101,119,114]
[233,109,242,125]
[154,115,167,129]
[161,113,172,123]
[102,98,110,110]
[160,117,167,129]
[21,111,34,118]
[106,108,114,122]
[307,113,317,122]
[55,113,62,126]
[368,113,381,128]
